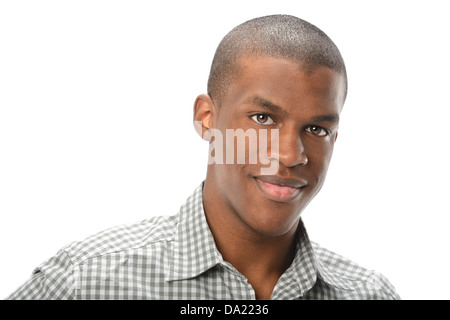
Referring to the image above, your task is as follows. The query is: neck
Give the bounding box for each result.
[202,176,299,299]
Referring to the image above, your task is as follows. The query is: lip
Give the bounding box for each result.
[253,176,307,202]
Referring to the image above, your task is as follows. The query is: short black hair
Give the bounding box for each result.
[207,14,347,106]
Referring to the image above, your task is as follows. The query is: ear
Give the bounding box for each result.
[193,94,217,140]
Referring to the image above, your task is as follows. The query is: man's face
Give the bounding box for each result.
[208,56,346,237]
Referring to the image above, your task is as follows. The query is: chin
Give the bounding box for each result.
[250,223,299,238]
[243,207,301,238]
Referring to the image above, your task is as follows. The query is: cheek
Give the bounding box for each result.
[215,161,250,193]
[307,142,335,182]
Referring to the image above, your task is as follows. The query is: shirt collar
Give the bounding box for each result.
[166,183,223,281]
[310,241,359,291]
[166,182,356,293]
[286,220,355,295]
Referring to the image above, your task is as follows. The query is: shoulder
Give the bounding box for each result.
[7,215,179,299]
[311,242,400,300]
[60,214,178,265]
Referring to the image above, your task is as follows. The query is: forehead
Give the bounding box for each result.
[223,56,346,113]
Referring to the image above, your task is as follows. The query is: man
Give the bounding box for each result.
[7,14,400,300]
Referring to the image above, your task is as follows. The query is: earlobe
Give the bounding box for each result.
[193,94,216,140]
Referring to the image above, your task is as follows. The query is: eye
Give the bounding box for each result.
[251,114,274,125]
[305,125,329,137]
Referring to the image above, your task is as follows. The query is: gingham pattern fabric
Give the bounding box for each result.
[7,183,400,300]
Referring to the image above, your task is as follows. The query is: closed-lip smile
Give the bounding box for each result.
[253,175,307,202]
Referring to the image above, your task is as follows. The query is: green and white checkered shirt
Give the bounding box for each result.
[7,183,400,300]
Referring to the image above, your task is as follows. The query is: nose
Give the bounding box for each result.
[273,129,308,168]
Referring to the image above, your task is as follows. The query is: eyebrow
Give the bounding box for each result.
[243,96,285,114]
[244,95,340,123]
[310,114,340,124]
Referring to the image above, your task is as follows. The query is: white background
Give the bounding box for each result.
[1,0,449,300]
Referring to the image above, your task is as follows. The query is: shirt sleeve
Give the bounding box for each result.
[368,271,401,300]
[6,250,78,300]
